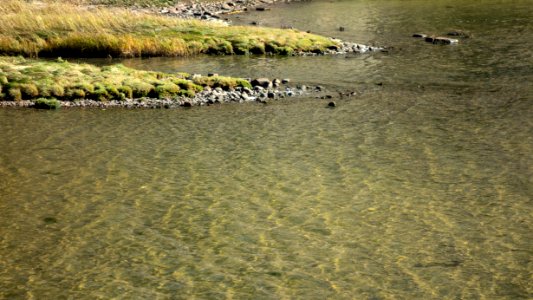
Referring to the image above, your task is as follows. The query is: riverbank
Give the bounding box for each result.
[0,56,318,108]
[0,0,343,58]
[0,85,314,109]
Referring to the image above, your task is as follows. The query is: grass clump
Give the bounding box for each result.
[0,56,247,102]
[0,0,339,58]
[34,98,61,109]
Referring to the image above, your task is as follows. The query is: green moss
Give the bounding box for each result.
[177,89,195,97]
[249,43,266,55]
[236,79,252,89]
[153,83,180,98]
[0,56,252,102]
[130,82,155,98]
[118,85,133,99]
[34,98,61,109]
[105,85,122,99]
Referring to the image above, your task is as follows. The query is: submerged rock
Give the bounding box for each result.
[433,36,459,44]
[412,33,427,38]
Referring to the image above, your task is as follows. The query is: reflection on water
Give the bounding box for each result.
[1,0,532,298]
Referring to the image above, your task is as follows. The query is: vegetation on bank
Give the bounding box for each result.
[0,56,252,103]
[57,0,200,7]
[0,0,338,58]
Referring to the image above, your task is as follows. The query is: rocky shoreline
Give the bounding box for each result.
[0,1,386,109]
[0,79,330,109]
[154,0,292,23]
[152,0,386,55]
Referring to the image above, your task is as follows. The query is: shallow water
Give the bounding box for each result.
[1,0,533,299]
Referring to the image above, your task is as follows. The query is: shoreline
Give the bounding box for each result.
[0,81,330,109]
[0,0,385,109]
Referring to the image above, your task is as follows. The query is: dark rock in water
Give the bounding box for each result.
[315,85,324,91]
[447,30,470,38]
[43,217,57,224]
[339,26,345,32]
[208,73,218,77]
[425,36,435,43]
[325,94,333,99]
[267,91,276,98]
[256,7,270,11]
[413,33,427,38]
[433,37,459,44]
[250,21,258,25]
[328,101,336,107]
[281,78,291,84]
[251,78,272,88]
[182,102,192,107]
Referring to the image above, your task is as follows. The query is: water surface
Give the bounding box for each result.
[1,0,532,298]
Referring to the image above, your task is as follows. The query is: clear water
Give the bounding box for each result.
[1,0,532,299]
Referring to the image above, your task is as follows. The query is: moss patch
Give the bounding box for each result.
[0,56,251,101]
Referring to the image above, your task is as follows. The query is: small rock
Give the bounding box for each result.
[339,26,345,32]
[281,78,291,84]
[208,73,218,77]
[425,36,435,43]
[328,101,336,107]
[447,30,470,38]
[256,7,270,11]
[267,91,276,98]
[433,37,459,45]
[412,33,427,38]
[272,78,281,87]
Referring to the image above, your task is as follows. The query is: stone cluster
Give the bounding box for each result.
[157,0,282,22]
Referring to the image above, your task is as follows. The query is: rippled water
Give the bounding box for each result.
[1,0,532,299]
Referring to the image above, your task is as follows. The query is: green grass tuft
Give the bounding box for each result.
[34,98,61,109]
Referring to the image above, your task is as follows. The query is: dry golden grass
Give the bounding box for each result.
[0,0,338,57]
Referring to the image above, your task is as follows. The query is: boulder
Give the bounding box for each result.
[251,78,272,88]
[412,33,427,38]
